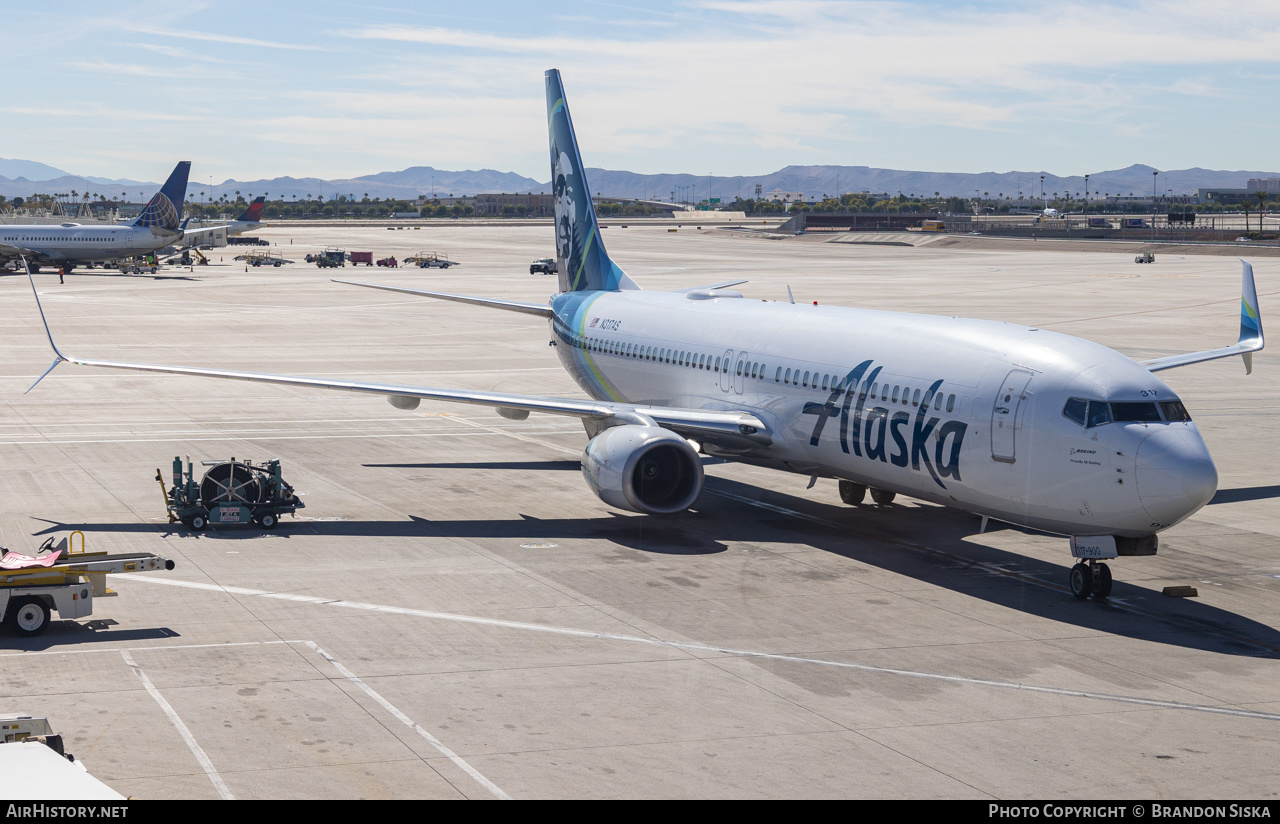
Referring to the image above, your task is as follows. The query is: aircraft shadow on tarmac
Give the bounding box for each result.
[1209,484,1280,505]
[31,472,1280,657]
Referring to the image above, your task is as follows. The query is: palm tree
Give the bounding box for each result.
[1254,192,1269,235]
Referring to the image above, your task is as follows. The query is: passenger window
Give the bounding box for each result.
[912,389,920,407]
[775,366,781,382]
[737,360,744,376]
[1160,400,1191,421]
[802,371,810,387]
[1062,398,1087,426]
[882,385,889,401]
[785,368,792,383]
[892,385,900,403]
[715,356,721,371]
[947,394,955,412]
[870,382,878,398]
[698,354,705,369]
[1086,400,1111,428]
[821,375,829,390]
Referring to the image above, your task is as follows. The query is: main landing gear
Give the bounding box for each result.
[838,481,896,506]
[1069,560,1113,600]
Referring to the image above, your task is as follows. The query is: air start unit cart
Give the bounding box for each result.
[1,534,176,636]
[161,456,304,530]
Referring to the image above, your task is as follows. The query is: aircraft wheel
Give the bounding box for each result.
[1093,563,1113,599]
[9,597,50,637]
[869,487,896,505]
[838,480,867,505]
[1069,563,1093,600]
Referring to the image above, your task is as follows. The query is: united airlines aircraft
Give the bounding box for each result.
[1,161,191,272]
[24,71,1264,600]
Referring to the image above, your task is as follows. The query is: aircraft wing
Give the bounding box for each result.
[1139,260,1264,374]
[0,243,55,269]
[24,272,771,449]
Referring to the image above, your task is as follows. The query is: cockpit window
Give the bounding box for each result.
[1086,401,1111,428]
[1159,400,1192,422]
[1111,402,1162,423]
[1062,398,1087,426]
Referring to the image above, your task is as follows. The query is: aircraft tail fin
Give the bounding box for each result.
[236,196,265,223]
[133,161,190,232]
[545,69,638,293]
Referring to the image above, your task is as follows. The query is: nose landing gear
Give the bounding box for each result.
[1069,560,1113,600]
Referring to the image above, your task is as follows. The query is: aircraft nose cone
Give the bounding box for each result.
[1135,428,1217,527]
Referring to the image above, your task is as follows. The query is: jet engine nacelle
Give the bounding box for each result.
[581,425,703,514]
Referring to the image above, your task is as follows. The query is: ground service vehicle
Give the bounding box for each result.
[1135,252,1155,263]
[349,251,374,266]
[531,257,558,274]
[1,534,174,636]
[378,256,398,267]
[407,251,456,268]
[228,236,269,246]
[161,456,304,530]
[308,248,346,268]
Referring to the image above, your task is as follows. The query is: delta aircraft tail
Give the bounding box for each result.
[546,69,638,293]
[133,161,191,232]
[236,196,265,224]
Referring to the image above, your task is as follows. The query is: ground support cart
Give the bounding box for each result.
[160,456,304,530]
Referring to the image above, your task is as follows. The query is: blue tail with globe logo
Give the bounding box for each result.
[133,161,191,232]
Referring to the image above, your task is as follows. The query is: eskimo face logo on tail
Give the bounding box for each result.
[803,361,968,489]
[552,149,577,272]
[135,193,180,230]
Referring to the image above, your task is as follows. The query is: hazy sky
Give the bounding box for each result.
[8,0,1280,183]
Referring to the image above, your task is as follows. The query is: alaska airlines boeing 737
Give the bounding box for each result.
[1,161,191,273]
[24,71,1264,600]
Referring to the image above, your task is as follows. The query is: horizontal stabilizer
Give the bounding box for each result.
[332,279,553,318]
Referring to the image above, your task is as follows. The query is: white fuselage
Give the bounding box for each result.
[549,289,1217,538]
[1,222,177,266]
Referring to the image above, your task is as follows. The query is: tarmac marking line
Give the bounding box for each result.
[114,575,1280,724]
[120,649,235,800]
[301,641,510,800]
[0,427,581,447]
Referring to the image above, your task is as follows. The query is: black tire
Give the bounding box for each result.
[190,514,208,531]
[869,487,896,505]
[839,480,867,505]
[1069,563,1093,600]
[9,597,50,637]
[259,512,278,529]
[1094,563,1113,599]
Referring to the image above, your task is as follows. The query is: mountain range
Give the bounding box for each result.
[2,156,1276,203]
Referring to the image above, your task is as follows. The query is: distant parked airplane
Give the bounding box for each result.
[183,196,267,247]
[0,162,190,272]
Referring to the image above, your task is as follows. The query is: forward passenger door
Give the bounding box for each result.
[991,369,1034,463]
